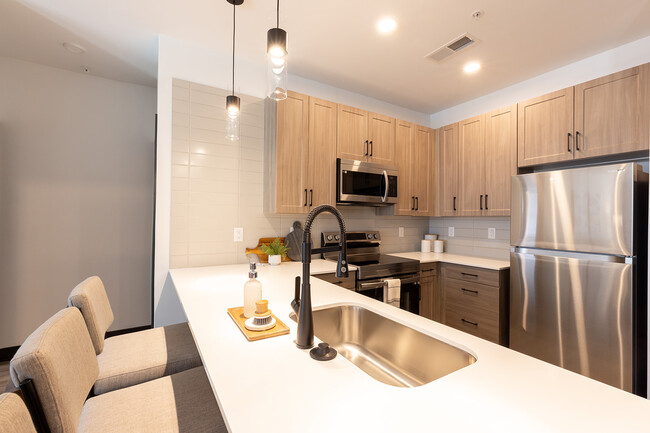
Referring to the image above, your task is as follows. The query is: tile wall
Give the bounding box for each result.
[170,80,430,268]
[429,217,511,260]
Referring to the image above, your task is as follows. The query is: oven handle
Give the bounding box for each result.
[399,275,420,285]
[381,170,389,203]
[358,281,386,290]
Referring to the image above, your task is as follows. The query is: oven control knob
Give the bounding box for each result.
[327,235,333,241]
[374,234,379,239]
[335,234,340,241]
[367,233,372,239]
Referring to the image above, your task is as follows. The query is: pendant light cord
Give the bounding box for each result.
[232,1,236,96]
[276,0,279,28]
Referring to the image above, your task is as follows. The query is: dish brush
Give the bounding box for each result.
[245,299,276,331]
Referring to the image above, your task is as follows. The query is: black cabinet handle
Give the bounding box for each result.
[480,195,483,210]
[567,132,572,152]
[485,194,488,210]
[461,318,478,327]
[461,288,479,295]
[461,272,479,278]
[453,196,456,211]
[309,189,313,207]
[415,196,419,211]
[575,131,580,151]
[364,140,369,156]
[304,189,308,206]
[369,140,373,157]
[411,196,415,210]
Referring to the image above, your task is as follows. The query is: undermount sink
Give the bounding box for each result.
[290,304,476,387]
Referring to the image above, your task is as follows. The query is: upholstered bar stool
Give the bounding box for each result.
[68,276,202,394]
[0,393,37,433]
[10,308,226,433]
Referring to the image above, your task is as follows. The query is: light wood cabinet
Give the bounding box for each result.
[420,263,441,322]
[337,104,395,164]
[394,120,414,215]
[574,65,649,159]
[265,91,336,214]
[438,123,459,216]
[458,115,485,216]
[484,105,517,216]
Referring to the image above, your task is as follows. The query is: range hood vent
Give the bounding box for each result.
[425,33,479,63]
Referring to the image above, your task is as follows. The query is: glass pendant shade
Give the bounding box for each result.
[225,94,240,141]
[267,27,287,101]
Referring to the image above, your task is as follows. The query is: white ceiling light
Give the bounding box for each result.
[463,61,481,74]
[63,42,86,54]
[377,17,397,34]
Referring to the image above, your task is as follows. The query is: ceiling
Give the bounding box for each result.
[3,0,650,114]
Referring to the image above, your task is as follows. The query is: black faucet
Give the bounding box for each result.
[291,205,348,349]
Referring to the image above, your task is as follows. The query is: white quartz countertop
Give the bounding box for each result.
[171,259,650,433]
[388,251,510,270]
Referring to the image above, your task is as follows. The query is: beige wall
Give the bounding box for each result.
[0,56,156,348]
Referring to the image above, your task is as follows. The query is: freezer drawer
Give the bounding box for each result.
[510,249,643,394]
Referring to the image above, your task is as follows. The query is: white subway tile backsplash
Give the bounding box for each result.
[429,217,510,260]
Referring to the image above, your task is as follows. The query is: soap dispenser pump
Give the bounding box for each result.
[244,263,262,318]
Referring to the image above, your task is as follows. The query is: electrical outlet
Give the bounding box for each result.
[448,227,455,237]
[488,228,496,239]
[233,227,244,242]
[398,226,404,237]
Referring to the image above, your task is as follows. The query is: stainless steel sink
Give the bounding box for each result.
[290,304,476,387]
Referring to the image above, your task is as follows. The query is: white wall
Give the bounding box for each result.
[155,35,431,326]
[430,35,650,128]
[0,56,156,348]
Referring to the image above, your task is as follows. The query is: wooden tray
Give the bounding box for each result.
[245,237,292,263]
[227,306,290,341]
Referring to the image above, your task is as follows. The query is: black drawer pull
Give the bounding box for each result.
[453,196,456,211]
[567,132,572,152]
[575,131,581,151]
[364,140,369,156]
[461,318,478,327]
[461,288,479,295]
[461,272,479,278]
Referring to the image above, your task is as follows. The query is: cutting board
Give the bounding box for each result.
[245,237,292,263]
[227,306,290,341]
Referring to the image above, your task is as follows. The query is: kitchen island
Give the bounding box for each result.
[171,260,650,433]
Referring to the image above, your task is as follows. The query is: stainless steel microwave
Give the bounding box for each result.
[336,159,398,206]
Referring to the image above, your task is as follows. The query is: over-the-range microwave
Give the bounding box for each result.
[336,158,398,206]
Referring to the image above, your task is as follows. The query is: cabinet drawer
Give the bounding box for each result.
[443,278,499,313]
[420,263,438,276]
[444,264,499,287]
[444,303,499,344]
[313,272,356,290]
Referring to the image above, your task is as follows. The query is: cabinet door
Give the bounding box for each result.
[308,97,337,208]
[458,114,485,216]
[395,120,414,215]
[574,65,649,159]
[275,91,309,213]
[337,104,368,161]
[485,105,517,216]
[413,126,433,216]
[518,88,574,167]
[368,112,396,165]
[439,123,459,216]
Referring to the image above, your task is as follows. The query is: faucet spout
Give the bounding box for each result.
[293,205,348,349]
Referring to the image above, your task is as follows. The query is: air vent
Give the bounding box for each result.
[425,33,480,63]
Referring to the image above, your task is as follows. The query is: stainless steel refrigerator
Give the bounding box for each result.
[510,163,648,396]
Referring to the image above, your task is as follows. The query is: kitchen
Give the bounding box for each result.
[2,1,650,432]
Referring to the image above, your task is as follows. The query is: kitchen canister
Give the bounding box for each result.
[424,234,438,240]
[421,239,432,253]
[433,240,444,253]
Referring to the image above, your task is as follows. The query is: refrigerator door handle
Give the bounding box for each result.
[513,247,629,263]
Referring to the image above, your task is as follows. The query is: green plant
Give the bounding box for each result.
[261,238,289,258]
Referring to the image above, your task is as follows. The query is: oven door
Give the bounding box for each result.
[356,280,385,302]
[356,274,421,314]
[337,158,398,205]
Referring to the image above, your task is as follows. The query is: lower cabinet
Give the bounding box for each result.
[441,264,509,346]
[419,263,441,322]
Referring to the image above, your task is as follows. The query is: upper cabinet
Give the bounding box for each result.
[265,91,336,214]
[484,105,517,216]
[458,115,486,216]
[519,64,649,167]
[337,104,395,164]
[394,121,434,216]
[438,123,459,216]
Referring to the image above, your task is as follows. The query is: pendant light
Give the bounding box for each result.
[225,0,243,141]
[267,0,287,100]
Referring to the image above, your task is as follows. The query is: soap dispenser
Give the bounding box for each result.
[244,263,262,318]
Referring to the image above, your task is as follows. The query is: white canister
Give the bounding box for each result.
[425,234,438,240]
[433,240,444,253]
[421,239,432,253]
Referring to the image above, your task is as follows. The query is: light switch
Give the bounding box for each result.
[234,227,244,242]
[448,227,455,237]
[398,226,404,237]
[488,228,496,239]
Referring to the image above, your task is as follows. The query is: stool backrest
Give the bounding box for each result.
[0,393,37,433]
[68,276,115,355]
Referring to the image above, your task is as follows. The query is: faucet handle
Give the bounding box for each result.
[291,276,301,314]
[336,252,349,278]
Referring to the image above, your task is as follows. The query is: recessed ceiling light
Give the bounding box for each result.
[80,65,91,73]
[63,42,86,54]
[463,61,481,74]
[377,17,397,34]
